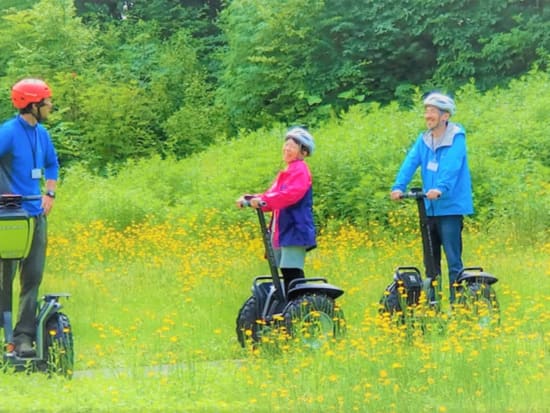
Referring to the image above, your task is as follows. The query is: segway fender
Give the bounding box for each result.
[251,277,275,303]
[287,282,344,300]
[457,272,498,285]
[457,267,498,285]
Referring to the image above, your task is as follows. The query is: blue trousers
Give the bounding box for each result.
[426,215,464,303]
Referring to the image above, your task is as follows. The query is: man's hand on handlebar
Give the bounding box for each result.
[425,189,442,200]
[390,190,403,201]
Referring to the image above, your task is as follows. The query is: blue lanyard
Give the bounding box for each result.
[18,116,38,168]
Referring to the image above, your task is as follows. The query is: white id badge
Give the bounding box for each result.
[31,168,42,179]
[427,161,439,172]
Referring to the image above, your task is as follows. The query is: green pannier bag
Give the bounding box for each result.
[0,197,35,260]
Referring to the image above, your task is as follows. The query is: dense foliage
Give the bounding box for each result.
[52,71,550,244]
[219,0,549,130]
[0,0,548,171]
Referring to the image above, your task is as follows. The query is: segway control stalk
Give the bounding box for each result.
[240,199,285,302]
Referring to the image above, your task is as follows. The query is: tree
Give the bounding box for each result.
[0,0,99,165]
[217,0,550,130]
[150,29,226,157]
[218,0,327,131]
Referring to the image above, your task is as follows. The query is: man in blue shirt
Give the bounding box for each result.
[391,92,473,303]
[0,78,59,356]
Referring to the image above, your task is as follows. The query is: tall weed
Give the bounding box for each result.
[53,71,550,242]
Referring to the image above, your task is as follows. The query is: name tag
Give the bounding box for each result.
[427,161,438,172]
[31,168,42,179]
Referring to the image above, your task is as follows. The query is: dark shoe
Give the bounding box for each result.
[15,337,36,357]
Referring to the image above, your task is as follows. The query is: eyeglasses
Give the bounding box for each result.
[38,99,54,111]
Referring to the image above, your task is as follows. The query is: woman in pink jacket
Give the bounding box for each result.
[237,127,316,293]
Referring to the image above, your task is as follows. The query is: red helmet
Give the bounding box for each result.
[11,78,52,109]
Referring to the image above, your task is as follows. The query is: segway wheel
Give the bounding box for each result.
[236,296,262,348]
[456,283,500,327]
[283,294,345,348]
[43,312,74,378]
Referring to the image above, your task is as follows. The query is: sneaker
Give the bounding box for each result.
[15,336,36,357]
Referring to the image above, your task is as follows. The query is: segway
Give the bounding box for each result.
[380,188,500,323]
[0,194,74,377]
[236,200,345,348]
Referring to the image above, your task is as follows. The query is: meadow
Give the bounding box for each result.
[1,73,549,411]
[0,211,548,412]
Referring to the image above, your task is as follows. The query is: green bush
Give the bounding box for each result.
[53,71,550,242]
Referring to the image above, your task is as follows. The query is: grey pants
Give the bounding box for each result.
[0,215,47,342]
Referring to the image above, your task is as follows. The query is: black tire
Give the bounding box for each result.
[283,294,345,347]
[379,283,401,315]
[236,296,262,348]
[456,283,500,327]
[43,312,74,378]
[378,282,424,331]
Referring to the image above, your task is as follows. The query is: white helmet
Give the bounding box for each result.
[423,92,456,115]
[285,127,315,156]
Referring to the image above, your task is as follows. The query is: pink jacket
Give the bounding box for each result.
[259,160,315,249]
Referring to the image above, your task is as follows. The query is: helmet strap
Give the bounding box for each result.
[31,109,42,123]
[32,101,47,123]
[20,104,42,125]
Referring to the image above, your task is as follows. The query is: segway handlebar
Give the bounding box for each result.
[399,189,426,200]
[238,198,266,208]
[0,194,43,209]
[399,189,441,200]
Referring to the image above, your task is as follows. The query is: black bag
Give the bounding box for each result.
[379,267,423,314]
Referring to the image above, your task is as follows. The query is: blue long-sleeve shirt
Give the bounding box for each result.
[0,115,59,216]
[392,122,473,216]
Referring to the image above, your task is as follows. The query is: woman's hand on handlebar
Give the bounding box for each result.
[248,197,264,208]
[236,196,247,208]
[236,194,253,208]
[236,194,264,209]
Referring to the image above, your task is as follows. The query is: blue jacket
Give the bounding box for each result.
[278,186,316,249]
[0,115,59,216]
[392,122,473,216]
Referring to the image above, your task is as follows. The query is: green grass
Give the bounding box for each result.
[1,215,547,412]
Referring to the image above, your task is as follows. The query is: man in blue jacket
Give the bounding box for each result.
[390,92,473,303]
[0,78,59,357]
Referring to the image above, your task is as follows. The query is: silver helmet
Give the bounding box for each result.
[423,92,456,115]
[285,127,315,156]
